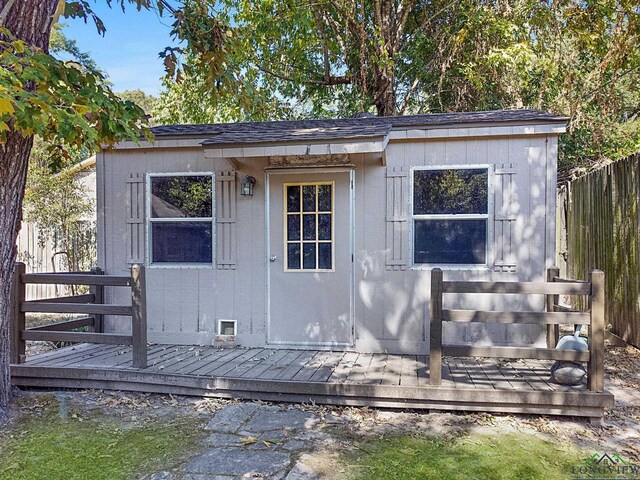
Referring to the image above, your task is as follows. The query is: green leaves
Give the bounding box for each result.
[0,28,150,152]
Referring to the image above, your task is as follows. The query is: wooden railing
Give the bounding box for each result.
[10,262,147,368]
[429,267,605,392]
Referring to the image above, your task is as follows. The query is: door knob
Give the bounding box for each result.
[270,256,277,262]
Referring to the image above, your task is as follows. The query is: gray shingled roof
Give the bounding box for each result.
[150,109,567,146]
[201,121,392,146]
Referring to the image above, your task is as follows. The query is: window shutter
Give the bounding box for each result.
[386,166,408,270]
[126,173,145,265]
[216,170,237,269]
[494,166,517,272]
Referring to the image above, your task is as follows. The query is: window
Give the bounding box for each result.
[412,167,490,266]
[284,182,334,271]
[148,173,214,264]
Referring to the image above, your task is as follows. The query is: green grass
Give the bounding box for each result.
[0,403,204,480]
[346,433,583,480]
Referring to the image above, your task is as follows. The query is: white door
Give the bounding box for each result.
[267,170,353,346]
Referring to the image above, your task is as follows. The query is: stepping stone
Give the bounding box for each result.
[183,448,291,477]
[293,430,334,443]
[280,438,308,451]
[204,432,243,447]
[183,475,245,480]
[241,430,291,450]
[141,472,176,480]
[204,403,260,433]
[284,460,321,480]
[243,408,318,433]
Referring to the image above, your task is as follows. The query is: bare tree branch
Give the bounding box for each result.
[393,0,416,49]
[399,77,419,114]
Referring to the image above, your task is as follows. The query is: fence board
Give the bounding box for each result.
[442,309,590,325]
[442,344,590,362]
[21,303,132,316]
[22,273,131,286]
[560,153,640,348]
[443,281,590,295]
[28,317,95,331]
[23,294,95,304]
[21,331,133,345]
[429,269,443,385]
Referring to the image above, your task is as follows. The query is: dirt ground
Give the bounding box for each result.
[11,340,640,468]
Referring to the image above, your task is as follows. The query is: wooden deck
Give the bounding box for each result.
[10,344,614,418]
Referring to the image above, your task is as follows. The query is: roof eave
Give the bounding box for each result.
[202,134,390,158]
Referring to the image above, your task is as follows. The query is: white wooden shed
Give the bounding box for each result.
[97,109,567,354]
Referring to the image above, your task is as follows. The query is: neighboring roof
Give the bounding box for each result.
[60,155,96,176]
[150,109,568,147]
[151,195,187,218]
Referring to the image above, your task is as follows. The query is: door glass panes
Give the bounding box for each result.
[318,184,332,211]
[303,243,316,269]
[303,214,315,240]
[287,215,300,241]
[287,243,301,269]
[302,185,316,211]
[287,185,300,213]
[318,214,331,241]
[318,243,332,269]
[285,182,333,270]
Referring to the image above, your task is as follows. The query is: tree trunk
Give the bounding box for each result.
[0,0,58,415]
[374,68,396,116]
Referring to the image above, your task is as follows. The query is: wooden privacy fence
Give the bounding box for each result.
[430,267,605,392]
[10,262,147,368]
[558,153,640,348]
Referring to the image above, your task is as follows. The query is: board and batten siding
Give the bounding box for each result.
[97,148,267,346]
[99,126,558,353]
[353,134,557,354]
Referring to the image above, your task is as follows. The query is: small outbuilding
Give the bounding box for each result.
[97,109,567,354]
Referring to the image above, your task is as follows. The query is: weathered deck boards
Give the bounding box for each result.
[10,344,614,418]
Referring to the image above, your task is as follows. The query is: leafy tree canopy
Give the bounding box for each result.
[117,89,158,117]
[153,0,640,176]
[0,26,149,170]
[50,22,101,75]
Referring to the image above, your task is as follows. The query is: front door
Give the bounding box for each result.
[267,170,353,346]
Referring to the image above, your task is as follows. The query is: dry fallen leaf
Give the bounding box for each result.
[241,436,258,446]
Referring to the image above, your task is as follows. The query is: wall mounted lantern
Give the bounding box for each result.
[240,175,256,196]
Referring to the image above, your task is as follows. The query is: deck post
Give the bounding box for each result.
[10,262,26,364]
[130,264,147,369]
[90,266,104,333]
[588,269,605,392]
[545,266,560,348]
[429,268,443,386]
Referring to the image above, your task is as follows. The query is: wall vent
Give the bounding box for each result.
[217,319,237,336]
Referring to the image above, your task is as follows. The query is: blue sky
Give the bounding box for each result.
[62,2,180,96]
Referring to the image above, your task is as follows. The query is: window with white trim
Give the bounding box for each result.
[412,167,490,266]
[148,173,214,264]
